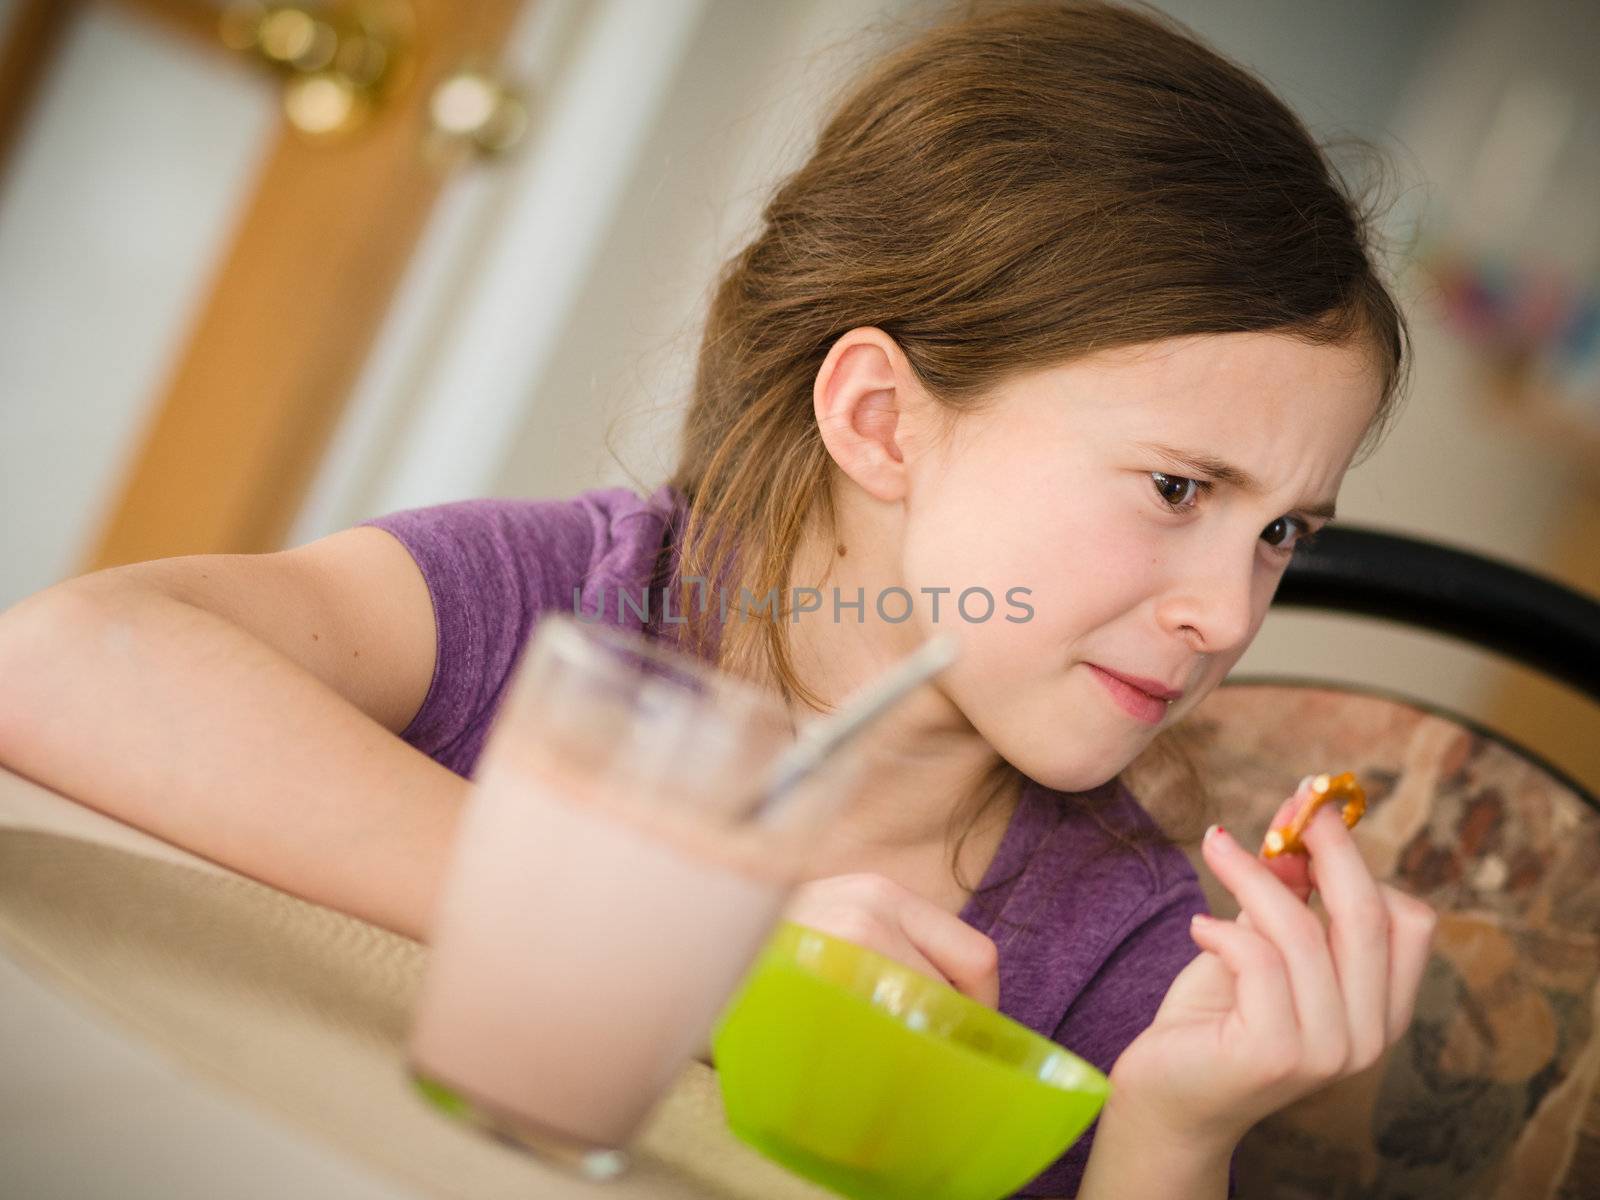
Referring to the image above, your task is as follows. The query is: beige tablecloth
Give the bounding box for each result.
[0,768,828,1200]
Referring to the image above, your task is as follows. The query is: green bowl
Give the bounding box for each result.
[711,922,1110,1200]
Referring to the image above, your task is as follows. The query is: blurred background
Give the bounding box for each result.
[0,0,1595,792]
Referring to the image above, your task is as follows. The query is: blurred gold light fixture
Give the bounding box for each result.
[426,67,529,159]
[220,1,413,140]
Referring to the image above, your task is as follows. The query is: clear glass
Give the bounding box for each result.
[405,614,863,1178]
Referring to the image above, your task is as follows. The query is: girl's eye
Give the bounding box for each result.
[1150,471,1206,510]
[1261,514,1321,556]
[1152,470,1324,557]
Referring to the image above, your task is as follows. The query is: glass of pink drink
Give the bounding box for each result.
[405,613,863,1179]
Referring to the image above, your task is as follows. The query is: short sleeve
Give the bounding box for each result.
[358,487,677,778]
[1013,876,1209,1197]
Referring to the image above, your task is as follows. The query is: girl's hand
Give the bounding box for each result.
[782,871,1001,1008]
[1107,782,1438,1152]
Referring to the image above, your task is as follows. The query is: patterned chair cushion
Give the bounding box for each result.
[1125,680,1600,1200]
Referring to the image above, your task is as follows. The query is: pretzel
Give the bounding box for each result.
[1261,771,1366,858]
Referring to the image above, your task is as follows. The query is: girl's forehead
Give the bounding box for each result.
[1047,331,1374,393]
[972,334,1380,490]
[1014,333,1381,429]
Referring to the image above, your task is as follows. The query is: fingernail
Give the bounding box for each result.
[1204,823,1229,847]
[1190,912,1215,928]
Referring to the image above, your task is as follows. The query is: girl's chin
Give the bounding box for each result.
[981,690,1158,791]
[1033,764,1126,796]
[1007,741,1129,795]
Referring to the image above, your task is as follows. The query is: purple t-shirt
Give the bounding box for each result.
[362,485,1207,1198]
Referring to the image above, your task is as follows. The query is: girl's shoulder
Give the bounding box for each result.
[359,484,684,601]
[354,483,686,776]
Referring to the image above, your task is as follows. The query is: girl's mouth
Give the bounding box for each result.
[1086,664,1171,725]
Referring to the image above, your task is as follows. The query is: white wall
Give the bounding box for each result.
[288,0,709,539]
[492,0,934,499]
[0,5,276,611]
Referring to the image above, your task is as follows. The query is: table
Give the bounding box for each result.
[0,766,825,1200]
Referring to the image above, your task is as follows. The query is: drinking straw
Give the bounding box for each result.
[754,633,959,824]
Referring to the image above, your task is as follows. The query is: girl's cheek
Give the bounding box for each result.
[905,505,1038,608]
[1045,508,1155,618]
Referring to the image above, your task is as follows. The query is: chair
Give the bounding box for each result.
[1127,525,1600,1200]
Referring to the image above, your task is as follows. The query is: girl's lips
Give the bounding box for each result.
[1091,665,1184,701]
[1087,663,1171,725]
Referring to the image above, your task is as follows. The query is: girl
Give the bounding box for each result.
[0,2,1436,1196]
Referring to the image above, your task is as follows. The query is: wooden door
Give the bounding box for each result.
[0,0,526,571]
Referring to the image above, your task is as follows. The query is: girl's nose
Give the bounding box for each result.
[1153,553,1258,656]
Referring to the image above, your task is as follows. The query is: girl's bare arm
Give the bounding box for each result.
[0,528,464,943]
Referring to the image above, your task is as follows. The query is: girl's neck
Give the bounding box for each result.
[806,761,1024,915]
[775,497,1017,888]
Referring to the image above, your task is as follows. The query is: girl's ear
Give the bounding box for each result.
[812,327,919,504]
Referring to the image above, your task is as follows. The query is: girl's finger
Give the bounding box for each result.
[1379,884,1438,1037]
[1300,803,1391,1064]
[1201,825,1345,1053]
[1257,777,1316,903]
[895,887,1001,1008]
[888,931,956,993]
[1188,913,1299,1055]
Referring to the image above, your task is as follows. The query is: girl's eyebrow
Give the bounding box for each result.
[1136,441,1338,520]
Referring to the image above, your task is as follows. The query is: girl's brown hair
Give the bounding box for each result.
[657,0,1409,874]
